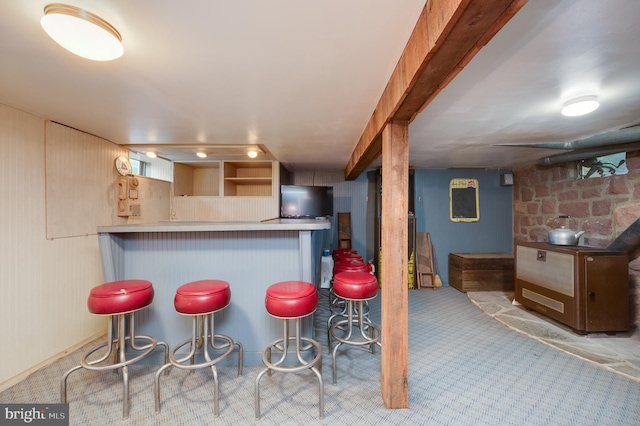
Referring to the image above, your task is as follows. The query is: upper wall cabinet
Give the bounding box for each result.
[173,160,276,197]
[174,162,220,196]
[223,161,273,196]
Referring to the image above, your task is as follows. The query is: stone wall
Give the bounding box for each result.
[513,151,640,327]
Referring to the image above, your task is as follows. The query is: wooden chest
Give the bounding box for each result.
[449,253,514,292]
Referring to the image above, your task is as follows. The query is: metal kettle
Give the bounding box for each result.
[549,216,584,246]
[548,226,585,245]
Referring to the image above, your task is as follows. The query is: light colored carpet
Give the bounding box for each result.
[2,287,640,425]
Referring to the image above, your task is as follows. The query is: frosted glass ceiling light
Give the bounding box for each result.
[196,152,207,158]
[41,4,123,61]
[247,150,258,159]
[145,151,157,158]
[561,95,600,117]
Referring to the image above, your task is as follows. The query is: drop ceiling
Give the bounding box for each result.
[1,1,639,174]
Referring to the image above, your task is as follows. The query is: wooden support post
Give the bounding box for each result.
[380,120,409,408]
[342,0,528,409]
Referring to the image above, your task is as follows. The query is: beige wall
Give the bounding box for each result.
[0,104,170,389]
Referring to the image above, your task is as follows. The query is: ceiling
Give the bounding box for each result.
[1,1,640,174]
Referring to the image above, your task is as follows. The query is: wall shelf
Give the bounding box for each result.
[223,161,273,196]
[223,177,272,185]
[171,160,280,221]
[174,160,275,197]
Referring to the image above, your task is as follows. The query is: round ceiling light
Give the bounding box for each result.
[145,151,157,158]
[561,95,600,117]
[196,152,207,158]
[41,4,123,61]
[247,150,258,159]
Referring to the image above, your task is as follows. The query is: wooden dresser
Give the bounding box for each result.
[449,252,514,292]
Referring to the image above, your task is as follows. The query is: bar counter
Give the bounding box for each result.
[97,218,330,365]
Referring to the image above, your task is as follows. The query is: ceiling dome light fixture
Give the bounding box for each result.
[196,152,207,158]
[145,151,157,159]
[40,3,124,61]
[561,95,600,117]
[247,150,258,159]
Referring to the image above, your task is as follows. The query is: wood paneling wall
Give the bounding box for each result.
[0,106,105,387]
[0,104,170,389]
[125,176,171,225]
[45,122,130,238]
[170,196,279,221]
[193,167,220,196]
[145,156,173,182]
[173,163,195,196]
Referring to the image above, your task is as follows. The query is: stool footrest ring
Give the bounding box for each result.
[80,335,158,371]
[154,309,242,418]
[168,334,235,370]
[261,336,322,373]
[329,320,381,347]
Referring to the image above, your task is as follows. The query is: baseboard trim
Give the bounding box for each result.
[0,331,105,393]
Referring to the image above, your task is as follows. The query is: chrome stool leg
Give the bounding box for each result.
[154,311,242,416]
[61,311,168,419]
[255,316,323,420]
[330,298,381,385]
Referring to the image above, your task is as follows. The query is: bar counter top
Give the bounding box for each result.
[97,218,331,233]
[96,217,330,365]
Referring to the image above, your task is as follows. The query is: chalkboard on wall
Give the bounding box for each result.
[449,178,479,222]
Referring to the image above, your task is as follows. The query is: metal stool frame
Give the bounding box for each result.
[154,308,243,417]
[327,298,371,350]
[329,294,381,385]
[255,311,324,420]
[61,310,169,419]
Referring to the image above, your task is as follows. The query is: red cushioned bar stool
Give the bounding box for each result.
[154,280,242,417]
[329,271,382,385]
[327,262,374,347]
[61,279,169,420]
[328,260,370,321]
[330,259,366,299]
[255,281,324,420]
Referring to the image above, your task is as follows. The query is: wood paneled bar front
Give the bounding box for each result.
[97,219,330,365]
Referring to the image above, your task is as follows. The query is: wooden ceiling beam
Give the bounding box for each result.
[344,0,528,180]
